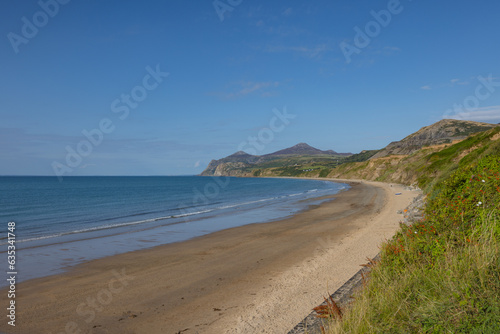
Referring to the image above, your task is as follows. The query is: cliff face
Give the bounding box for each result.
[371,119,496,159]
[200,151,259,176]
[211,161,251,177]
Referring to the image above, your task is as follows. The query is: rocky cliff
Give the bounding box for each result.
[371,119,496,159]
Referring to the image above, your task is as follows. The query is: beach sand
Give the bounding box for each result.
[0,180,420,334]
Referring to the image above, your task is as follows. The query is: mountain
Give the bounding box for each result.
[371,119,497,159]
[264,143,349,157]
[200,143,351,176]
[200,119,498,178]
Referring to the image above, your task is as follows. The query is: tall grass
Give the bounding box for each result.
[329,155,500,333]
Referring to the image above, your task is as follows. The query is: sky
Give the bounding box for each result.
[1,0,500,176]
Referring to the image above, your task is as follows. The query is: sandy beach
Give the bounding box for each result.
[0,179,420,334]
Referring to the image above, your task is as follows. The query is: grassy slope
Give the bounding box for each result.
[205,122,498,179]
[245,128,500,181]
[327,129,500,333]
[329,127,500,191]
[233,154,345,178]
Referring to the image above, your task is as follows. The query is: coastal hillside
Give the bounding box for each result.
[200,143,351,177]
[370,119,497,159]
[330,142,500,333]
[327,126,500,333]
[330,125,500,192]
[201,119,498,180]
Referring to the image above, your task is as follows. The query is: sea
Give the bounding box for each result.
[0,176,348,285]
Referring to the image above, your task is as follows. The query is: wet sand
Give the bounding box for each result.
[0,180,419,334]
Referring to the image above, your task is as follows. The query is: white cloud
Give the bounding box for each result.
[422,78,471,91]
[448,105,500,123]
[449,78,469,86]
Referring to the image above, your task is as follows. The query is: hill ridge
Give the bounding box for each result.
[200,119,499,178]
[371,119,496,159]
[200,143,350,176]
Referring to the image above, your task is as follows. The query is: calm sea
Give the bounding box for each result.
[0,176,348,284]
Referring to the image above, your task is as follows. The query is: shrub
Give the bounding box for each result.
[330,155,500,333]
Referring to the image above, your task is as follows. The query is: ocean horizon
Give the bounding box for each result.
[0,176,348,285]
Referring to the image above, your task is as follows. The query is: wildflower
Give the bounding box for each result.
[482,179,485,183]
[476,201,482,206]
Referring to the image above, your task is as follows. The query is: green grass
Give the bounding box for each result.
[342,149,381,163]
[324,127,499,189]
[319,168,331,178]
[329,154,500,333]
[418,127,500,195]
[253,155,344,169]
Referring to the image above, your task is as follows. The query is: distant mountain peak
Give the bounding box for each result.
[200,143,351,176]
[289,143,323,150]
[266,143,341,156]
[229,151,255,157]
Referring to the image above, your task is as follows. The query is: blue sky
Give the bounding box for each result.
[1,0,500,176]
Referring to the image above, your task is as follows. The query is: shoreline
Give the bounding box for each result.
[0,179,420,334]
[3,176,346,286]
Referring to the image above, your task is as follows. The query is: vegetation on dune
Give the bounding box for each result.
[328,151,500,333]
